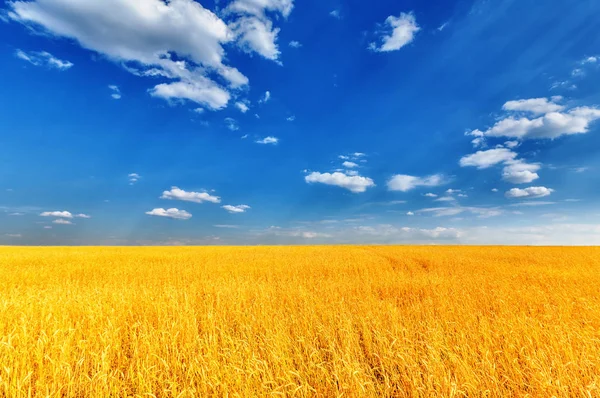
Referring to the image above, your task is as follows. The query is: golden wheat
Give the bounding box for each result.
[0,246,599,397]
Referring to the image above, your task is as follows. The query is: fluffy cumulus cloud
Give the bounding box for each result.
[505,186,554,199]
[501,160,541,184]
[15,49,73,70]
[459,148,517,169]
[387,174,444,192]
[145,208,192,220]
[40,210,72,218]
[460,148,541,184]
[369,12,420,52]
[8,0,292,110]
[305,172,375,193]
[225,0,292,61]
[222,204,251,213]
[342,161,358,168]
[467,97,600,142]
[502,97,565,115]
[255,136,278,144]
[160,187,221,204]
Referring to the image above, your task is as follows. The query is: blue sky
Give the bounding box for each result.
[1,0,600,245]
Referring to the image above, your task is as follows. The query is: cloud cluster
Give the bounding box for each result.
[467,97,600,143]
[40,211,91,218]
[460,148,541,184]
[8,0,292,110]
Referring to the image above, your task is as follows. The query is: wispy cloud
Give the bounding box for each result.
[222,205,250,214]
[15,49,73,70]
[255,136,279,145]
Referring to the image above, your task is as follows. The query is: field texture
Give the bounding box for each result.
[0,246,599,397]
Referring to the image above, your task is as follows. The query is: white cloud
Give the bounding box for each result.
[387,174,445,192]
[508,201,555,207]
[128,173,141,184]
[259,90,271,103]
[40,211,72,218]
[370,12,420,52]
[222,204,251,214]
[255,136,278,144]
[75,214,91,219]
[583,56,598,64]
[406,211,414,216]
[8,213,25,216]
[286,115,296,121]
[459,148,517,169]
[161,187,221,204]
[235,101,249,113]
[437,21,449,31]
[355,225,461,240]
[419,206,502,218]
[342,161,358,168]
[329,9,341,19]
[229,16,281,61]
[15,49,73,70]
[224,117,240,131]
[435,196,456,202]
[193,108,205,114]
[289,40,302,48]
[150,81,230,110]
[145,208,192,220]
[108,84,121,99]
[502,97,564,115]
[491,188,499,192]
[305,172,375,193]
[53,219,73,225]
[504,140,519,148]
[424,193,437,198]
[445,189,462,194]
[345,170,359,176]
[226,0,293,18]
[467,98,600,140]
[505,186,554,199]
[9,0,284,109]
[501,160,541,184]
[572,167,588,173]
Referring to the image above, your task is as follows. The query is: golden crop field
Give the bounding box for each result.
[1,246,599,397]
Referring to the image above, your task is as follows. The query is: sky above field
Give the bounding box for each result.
[1,0,600,245]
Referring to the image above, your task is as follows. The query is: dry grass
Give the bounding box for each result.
[0,246,599,397]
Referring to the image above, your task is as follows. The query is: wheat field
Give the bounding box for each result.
[0,246,599,397]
